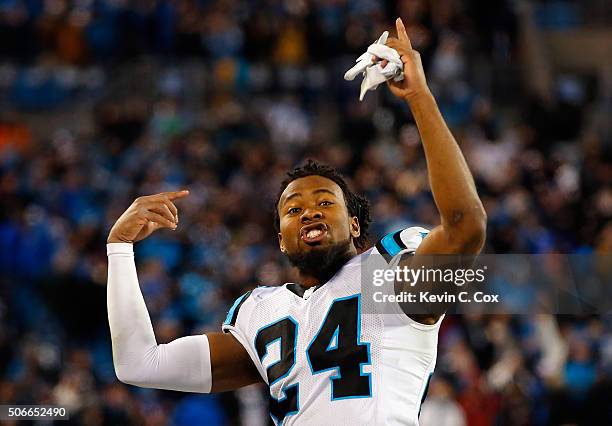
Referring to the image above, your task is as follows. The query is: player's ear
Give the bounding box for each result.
[350,216,361,238]
[278,232,287,253]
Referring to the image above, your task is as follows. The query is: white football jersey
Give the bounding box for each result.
[222,227,442,425]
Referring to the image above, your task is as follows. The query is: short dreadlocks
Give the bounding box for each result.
[274,160,371,251]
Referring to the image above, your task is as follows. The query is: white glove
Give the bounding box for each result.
[344,31,404,101]
[344,31,390,81]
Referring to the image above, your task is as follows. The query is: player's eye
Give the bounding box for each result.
[288,207,302,214]
[320,201,333,206]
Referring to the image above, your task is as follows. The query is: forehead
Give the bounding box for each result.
[279,175,345,206]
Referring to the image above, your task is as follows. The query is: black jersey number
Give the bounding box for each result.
[306,295,371,399]
[255,317,299,423]
[255,295,371,423]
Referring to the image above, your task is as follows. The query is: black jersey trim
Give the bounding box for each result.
[286,283,319,298]
[375,230,407,263]
[223,290,252,328]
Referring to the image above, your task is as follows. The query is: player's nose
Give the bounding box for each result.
[300,208,323,223]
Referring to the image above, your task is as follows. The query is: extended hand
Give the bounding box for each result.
[107,190,189,244]
[385,18,431,103]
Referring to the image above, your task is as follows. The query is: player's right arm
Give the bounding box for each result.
[106,191,263,393]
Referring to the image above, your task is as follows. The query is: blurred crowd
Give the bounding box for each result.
[1,0,611,425]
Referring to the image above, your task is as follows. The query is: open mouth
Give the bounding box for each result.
[300,223,329,245]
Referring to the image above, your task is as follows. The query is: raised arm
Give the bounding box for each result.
[386,18,487,255]
[107,192,262,393]
[385,19,486,323]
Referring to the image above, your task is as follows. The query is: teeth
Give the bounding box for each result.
[307,229,323,239]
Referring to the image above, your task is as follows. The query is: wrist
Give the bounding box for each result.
[107,234,133,244]
[403,87,434,106]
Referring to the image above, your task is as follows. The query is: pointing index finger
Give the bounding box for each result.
[396,17,412,50]
[164,190,190,201]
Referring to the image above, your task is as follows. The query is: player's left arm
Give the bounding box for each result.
[386,18,487,323]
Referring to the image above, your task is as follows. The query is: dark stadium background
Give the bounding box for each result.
[1,0,611,424]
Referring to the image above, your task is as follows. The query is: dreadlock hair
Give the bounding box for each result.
[274,160,372,251]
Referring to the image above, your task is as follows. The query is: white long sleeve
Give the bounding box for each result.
[107,243,212,393]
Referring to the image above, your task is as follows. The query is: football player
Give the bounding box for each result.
[107,18,486,425]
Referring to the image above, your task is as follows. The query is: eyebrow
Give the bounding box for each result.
[312,188,337,197]
[282,188,338,205]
